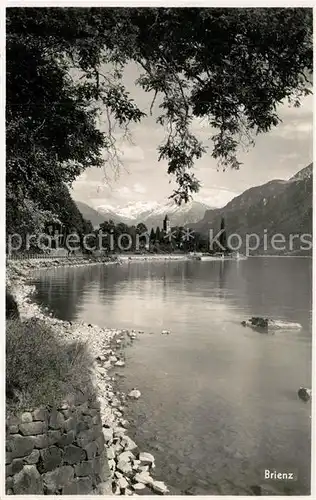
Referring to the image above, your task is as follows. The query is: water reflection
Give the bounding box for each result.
[30,258,312,495]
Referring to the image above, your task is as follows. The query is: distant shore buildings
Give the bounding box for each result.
[163,215,171,234]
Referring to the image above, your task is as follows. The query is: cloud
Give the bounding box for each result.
[133,183,146,194]
[278,152,300,164]
[195,186,239,208]
[116,186,131,197]
[120,145,145,163]
[273,120,312,139]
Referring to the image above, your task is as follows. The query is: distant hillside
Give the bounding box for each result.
[191,164,312,255]
[75,201,108,228]
[83,199,213,229]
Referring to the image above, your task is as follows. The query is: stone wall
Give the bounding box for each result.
[6,396,110,495]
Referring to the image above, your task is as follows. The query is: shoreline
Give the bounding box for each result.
[6,259,170,495]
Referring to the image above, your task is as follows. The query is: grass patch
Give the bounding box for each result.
[6,318,94,411]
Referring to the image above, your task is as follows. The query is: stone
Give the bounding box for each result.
[114,360,125,367]
[139,451,155,466]
[134,471,154,486]
[118,450,135,463]
[13,465,43,494]
[31,434,49,449]
[9,425,19,434]
[122,435,138,452]
[62,477,93,494]
[109,459,116,470]
[24,449,40,465]
[10,435,34,459]
[10,458,23,475]
[58,402,69,410]
[6,451,12,464]
[139,465,149,473]
[96,434,106,454]
[42,465,74,493]
[97,480,113,495]
[19,421,46,436]
[114,484,121,495]
[84,441,98,459]
[89,399,101,410]
[6,476,13,491]
[151,480,169,494]
[92,414,101,425]
[120,419,129,428]
[114,426,127,437]
[49,409,64,430]
[128,389,141,400]
[96,355,106,362]
[161,330,170,334]
[76,428,94,448]
[113,443,123,455]
[59,430,76,447]
[76,420,90,432]
[63,445,86,465]
[102,427,114,443]
[90,455,101,476]
[7,415,20,427]
[98,452,112,482]
[133,485,153,495]
[40,446,63,472]
[298,387,312,402]
[107,446,116,460]
[133,483,146,491]
[74,460,93,476]
[63,417,77,432]
[47,430,62,446]
[61,409,72,419]
[32,408,48,421]
[117,460,133,476]
[118,476,129,489]
[6,462,14,477]
[83,414,93,424]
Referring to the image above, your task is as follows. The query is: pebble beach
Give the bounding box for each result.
[6,257,170,495]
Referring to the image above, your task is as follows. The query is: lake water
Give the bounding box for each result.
[30,257,312,495]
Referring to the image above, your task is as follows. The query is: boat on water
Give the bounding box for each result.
[200,252,247,261]
[188,251,247,261]
[232,251,248,261]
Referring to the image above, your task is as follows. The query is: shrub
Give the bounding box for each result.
[6,289,19,320]
[6,318,94,410]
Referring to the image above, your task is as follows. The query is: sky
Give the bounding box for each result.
[71,63,313,211]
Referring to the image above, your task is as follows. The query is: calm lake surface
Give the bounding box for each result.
[30,257,312,495]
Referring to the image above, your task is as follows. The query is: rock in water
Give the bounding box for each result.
[298,387,311,402]
[151,480,169,495]
[139,452,155,466]
[128,389,141,400]
[250,317,269,329]
[115,360,125,367]
[161,330,170,335]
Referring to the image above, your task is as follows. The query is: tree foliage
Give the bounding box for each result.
[6,6,312,219]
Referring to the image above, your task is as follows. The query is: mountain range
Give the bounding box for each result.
[75,163,312,255]
[75,199,212,229]
[190,163,312,255]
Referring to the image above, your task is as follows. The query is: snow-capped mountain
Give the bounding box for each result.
[97,199,213,229]
[76,199,213,229]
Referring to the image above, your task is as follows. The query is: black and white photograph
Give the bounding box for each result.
[5,5,313,496]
